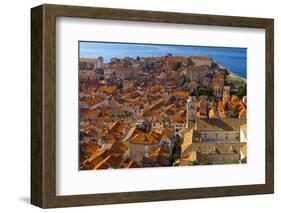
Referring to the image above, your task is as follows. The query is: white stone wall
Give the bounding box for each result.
[171,123,187,133]
[240,128,247,142]
[151,122,164,129]
[104,69,113,79]
[191,59,212,66]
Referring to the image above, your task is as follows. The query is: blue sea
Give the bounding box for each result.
[80,42,247,79]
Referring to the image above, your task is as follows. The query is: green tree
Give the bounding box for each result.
[183,81,190,88]
[124,60,132,66]
[238,84,247,98]
[196,86,213,97]
[173,62,182,71]
[230,105,240,118]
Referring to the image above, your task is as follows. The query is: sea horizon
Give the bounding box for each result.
[80,42,247,79]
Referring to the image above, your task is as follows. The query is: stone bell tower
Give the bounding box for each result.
[223,86,231,108]
[186,96,197,129]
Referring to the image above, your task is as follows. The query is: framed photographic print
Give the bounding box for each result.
[31,4,274,208]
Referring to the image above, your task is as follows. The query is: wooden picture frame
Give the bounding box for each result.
[31,4,274,208]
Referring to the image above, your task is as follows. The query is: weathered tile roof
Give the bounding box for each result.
[196,118,246,131]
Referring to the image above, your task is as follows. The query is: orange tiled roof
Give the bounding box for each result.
[213,85,221,90]
[171,114,186,123]
[84,109,101,116]
[83,146,109,165]
[81,117,116,123]
[97,86,117,94]
[190,56,213,61]
[81,143,99,155]
[80,91,95,98]
[217,100,224,112]
[80,125,94,132]
[215,76,224,82]
[93,155,111,170]
[123,160,140,168]
[197,100,206,108]
[239,108,247,118]
[123,101,145,107]
[130,132,160,145]
[152,115,164,123]
[203,77,211,83]
[190,82,199,87]
[111,141,128,155]
[173,56,189,61]
[143,109,158,117]
[103,132,118,143]
[109,120,127,134]
[170,91,188,98]
[149,147,170,159]
[85,96,105,106]
[105,155,123,169]
[147,85,163,92]
[80,58,97,63]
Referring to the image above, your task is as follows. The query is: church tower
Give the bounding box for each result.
[186,96,197,129]
[223,86,231,108]
[94,56,104,70]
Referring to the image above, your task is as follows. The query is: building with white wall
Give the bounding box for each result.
[189,56,213,67]
[181,118,247,165]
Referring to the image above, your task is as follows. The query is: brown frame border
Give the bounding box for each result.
[31,4,274,208]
